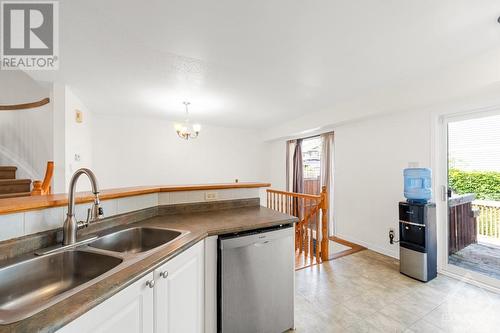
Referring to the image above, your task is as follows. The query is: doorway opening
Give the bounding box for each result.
[447,114,500,280]
[300,135,365,264]
[301,136,322,195]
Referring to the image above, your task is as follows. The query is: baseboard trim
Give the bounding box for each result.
[328,236,366,259]
[334,233,399,259]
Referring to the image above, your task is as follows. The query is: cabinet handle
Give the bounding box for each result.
[146,280,155,288]
[160,271,168,279]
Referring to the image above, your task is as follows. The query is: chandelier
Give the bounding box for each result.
[175,101,201,140]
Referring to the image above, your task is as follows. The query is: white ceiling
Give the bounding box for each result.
[28,0,500,129]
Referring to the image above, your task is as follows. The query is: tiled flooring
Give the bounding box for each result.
[296,239,354,270]
[294,250,500,332]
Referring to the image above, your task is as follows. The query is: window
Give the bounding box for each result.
[302,136,321,194]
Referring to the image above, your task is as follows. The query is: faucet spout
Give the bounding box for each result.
[63,168,104,245]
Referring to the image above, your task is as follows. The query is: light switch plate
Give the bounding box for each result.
[75,110,83,123]
[205,192,218,201]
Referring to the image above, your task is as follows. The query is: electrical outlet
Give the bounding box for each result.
[389,228,395,244]
[205,192,218,201]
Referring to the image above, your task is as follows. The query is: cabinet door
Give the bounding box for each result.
[58,272,154,333]
[154,240,204,333]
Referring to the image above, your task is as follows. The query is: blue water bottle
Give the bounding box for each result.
[403,168,432,204]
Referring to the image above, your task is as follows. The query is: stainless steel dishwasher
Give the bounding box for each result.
[218,224,294,333]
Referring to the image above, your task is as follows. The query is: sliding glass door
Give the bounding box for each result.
[439,110,500,288]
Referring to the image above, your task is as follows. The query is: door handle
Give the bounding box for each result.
[254,241,270,247]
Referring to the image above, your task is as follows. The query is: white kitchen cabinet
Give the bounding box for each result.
[154,240,205,333]
[57,240,205,333]
[58,272,155,333]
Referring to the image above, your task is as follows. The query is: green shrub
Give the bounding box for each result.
[449,169,500,200]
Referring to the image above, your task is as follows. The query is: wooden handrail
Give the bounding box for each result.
[31,161,54,196]
[266,186,329,266]
[0,98,50,111]
[266,189,322,201]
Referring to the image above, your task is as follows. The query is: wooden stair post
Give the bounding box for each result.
[266,188,327,268]
[31,161,54,196]
[320,185,329,261]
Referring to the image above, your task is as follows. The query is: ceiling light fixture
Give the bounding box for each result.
[175,101,201,140]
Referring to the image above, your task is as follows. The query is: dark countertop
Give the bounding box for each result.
[0,205,296,333]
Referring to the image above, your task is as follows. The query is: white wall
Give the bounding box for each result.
[51,83,66,192]
[50,85,95,192]
[92,114,265,189]
[0,71,53,180]
[333,111,431,258]
[65,87,94,191]
[262,140,287,191]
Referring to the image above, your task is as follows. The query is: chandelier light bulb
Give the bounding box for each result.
[175,102,201,140]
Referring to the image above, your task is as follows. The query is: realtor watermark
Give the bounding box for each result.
[1,1,58,70]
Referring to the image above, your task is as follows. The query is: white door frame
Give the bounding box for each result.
[432,106,500,292]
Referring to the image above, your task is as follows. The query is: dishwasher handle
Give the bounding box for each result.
[220,226,294,250]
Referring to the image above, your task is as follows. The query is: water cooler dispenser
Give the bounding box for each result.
[399,168,437,282]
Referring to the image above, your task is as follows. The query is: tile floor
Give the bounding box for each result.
[294,250,500,332]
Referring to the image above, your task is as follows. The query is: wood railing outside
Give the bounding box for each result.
[31,161,54,195]
[267,186,329,263]
[304,177,320,195]
[473,200,500,239]
[448,200,477,255]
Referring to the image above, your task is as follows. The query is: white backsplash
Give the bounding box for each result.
[0,189,260,242]
[0,213,25,242]
[158,188,259,205]
[24,207,64,235]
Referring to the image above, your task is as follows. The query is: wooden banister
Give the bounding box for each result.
[31,161,54,196]
[267,187,329,267]
[320,185,329,261]
[0,98,50,111]
[266,189,323,201]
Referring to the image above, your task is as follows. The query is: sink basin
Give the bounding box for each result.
[89,227,183,254]
[0,250,122,324]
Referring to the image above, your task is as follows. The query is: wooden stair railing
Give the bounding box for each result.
[266,186,329,264]
[0,98,50,111]
[31,161,54,195]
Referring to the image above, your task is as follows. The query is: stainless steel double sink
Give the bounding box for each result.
[0,226,188,324]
